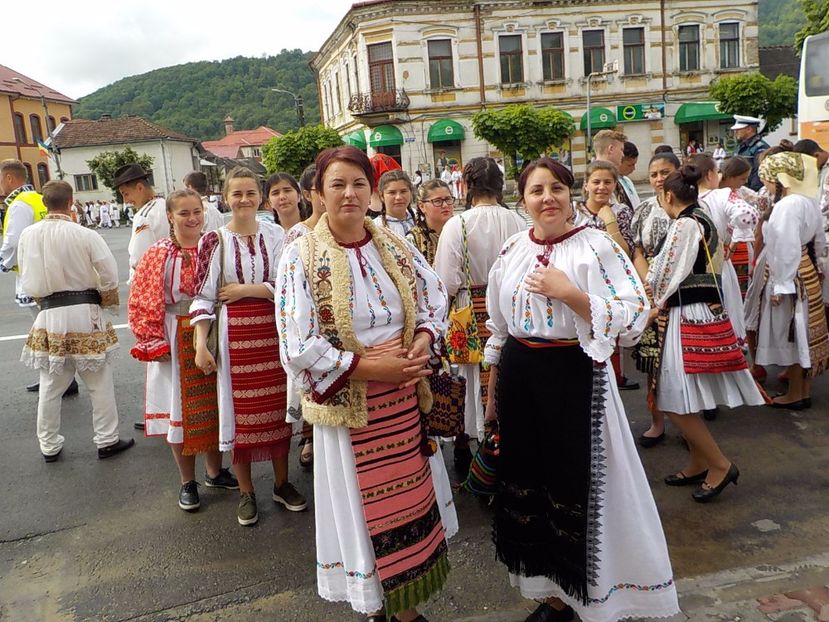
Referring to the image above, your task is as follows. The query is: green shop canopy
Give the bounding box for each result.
[580,107,617,131]
[675,102,732,125]
[368,125,404,147]
[428,119,466,143]
[343,130,366,149]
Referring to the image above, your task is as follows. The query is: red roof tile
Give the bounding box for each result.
[203,126,281,158]
[53,116,197,148]
[0,65,75,104]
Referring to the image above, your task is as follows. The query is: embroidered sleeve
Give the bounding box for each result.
[573,235,650,362]
[648,218,702,307]
[766,202,803,295]
[407,240,448,352]
[90,231,120,309]
[190,230,221,323]
[276,243,358,404]
[128,243,169,361]
[432,216,465,297]
[128,212,157,274]
[614,203,635,254]
[484,250,509,366]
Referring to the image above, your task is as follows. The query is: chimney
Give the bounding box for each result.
[100,114,112,121]
[224,115,234,135]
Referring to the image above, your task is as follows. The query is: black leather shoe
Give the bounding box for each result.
[98,438,135,459]
[453,443,473,473]
[390,616,428,622]
[664,469,708,486]
[134,421,145,430]
[638,431,664,448]
[703,407,719,421]
[42,448,62,463]
[525,602,575,622]
[179,481,200,511]
[617,377,640,391]
[768,399,808,411]
[692,464,739,503]
[62,378,79,397]
[359,616,387,622]
[26,382,39,392]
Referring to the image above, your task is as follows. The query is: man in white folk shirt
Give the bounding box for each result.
[18,181,134,462]
[183,170,224,232]
[0,159,79,396]
[118,162,169,431]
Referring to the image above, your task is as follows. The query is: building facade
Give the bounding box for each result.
[50,116,201,203]
[311,0,759,181]
[0,65,74,192]
[202,116,281,161]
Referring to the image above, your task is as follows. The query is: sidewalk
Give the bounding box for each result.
[457,553,829,622]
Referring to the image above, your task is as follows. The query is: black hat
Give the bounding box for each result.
[113,163,151,188]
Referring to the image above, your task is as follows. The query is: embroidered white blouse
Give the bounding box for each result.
[647,215,710,308]
[631,196,671,261]
[285,222,312,244]
[276,235,448,403]
[484,226,649,365]
[373,212,415,238]
[699,188,760,245]
[190,222,284,322]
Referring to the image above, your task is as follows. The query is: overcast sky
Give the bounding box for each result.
[8,0,354,100]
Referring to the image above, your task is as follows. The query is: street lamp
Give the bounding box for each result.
[585,60,619,156]
[12,77,64,178]
[271,88,306,128]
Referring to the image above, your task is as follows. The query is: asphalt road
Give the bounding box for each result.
[0,226,827,622]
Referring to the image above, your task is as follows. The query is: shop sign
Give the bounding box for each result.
[616,103,665,122]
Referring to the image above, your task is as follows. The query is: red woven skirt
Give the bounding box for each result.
[176,316,219,456]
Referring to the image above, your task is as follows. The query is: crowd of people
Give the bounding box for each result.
[2,111,828,622]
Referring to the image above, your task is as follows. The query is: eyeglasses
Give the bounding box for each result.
[425,197,455,207]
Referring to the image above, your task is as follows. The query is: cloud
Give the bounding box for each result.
[8,0,354,99]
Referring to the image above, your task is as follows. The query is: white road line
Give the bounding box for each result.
[0,323,130,342]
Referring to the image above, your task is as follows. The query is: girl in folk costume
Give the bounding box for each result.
[277,146,457,622]
[285,163,326,470]
[406,179,454,266]
[629,152,680,447]
[191,166,306,526]
[433,157,526,469]
[648,166,764,502]
[573,160,634,256]
[266,172,309,232]
[486,158,678,622]
[374,169,417,237]
[754,152,829,409]
[128,190,237,512]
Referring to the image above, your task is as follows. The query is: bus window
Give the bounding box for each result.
[804,34,829,96]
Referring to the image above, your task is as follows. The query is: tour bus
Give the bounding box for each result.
[799,30,829,143]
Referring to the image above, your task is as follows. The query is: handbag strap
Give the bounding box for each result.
[215,229,226,313]
[678,215,726,316]
[458,215,473,294]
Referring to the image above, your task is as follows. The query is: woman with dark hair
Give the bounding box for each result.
[276,146,457,622]
[285,163,325,245]
[486,157,678,622]
[375,169,416,237]
[407,179,454,265]
[629,152,680,446]
[263,172,309,230]
[648,166,763,502]
[754,151,829,409]
[433,157,526,468]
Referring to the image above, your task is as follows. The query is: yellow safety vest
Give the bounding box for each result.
[3,190,48,271]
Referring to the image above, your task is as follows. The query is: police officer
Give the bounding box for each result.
[732,115,770,191]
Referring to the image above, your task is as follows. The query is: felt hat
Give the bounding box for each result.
[113,163,151,188]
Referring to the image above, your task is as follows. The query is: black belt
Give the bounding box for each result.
[39,289,102,310]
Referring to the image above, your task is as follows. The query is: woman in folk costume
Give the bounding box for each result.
[374,169,417,237]
[754,151,829,409]
[407,179,455,266]
[485,157,678,622]
[191,166,306,527]
[433,157,526,470]
[648,166,764,502]
[266,172,309,232]
[277,146,457,622]
[129,190,237,512]
[573,160,634,256]
[629,152,680,447]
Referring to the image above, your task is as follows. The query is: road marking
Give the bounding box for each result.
[0,323,130,342]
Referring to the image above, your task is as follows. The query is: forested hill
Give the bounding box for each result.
[759,0,806,47]
[73,50,319,140]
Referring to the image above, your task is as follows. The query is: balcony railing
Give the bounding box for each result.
[348,89,410,115]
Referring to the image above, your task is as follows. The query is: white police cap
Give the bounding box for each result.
[730,115,763,130]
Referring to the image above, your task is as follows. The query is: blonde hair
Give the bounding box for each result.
[593,129,627,156]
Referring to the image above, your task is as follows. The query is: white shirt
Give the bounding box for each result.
[128,197,169,280]
[433,205,527,294]
[699,188,759,244]
[201,196,225,233]
[764,194,826,295]
[619,176,641,209]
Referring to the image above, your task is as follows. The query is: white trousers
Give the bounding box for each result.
[37,360,119,455]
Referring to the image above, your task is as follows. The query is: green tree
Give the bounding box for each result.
[87,146,155,199]
[795,0,829,52]
[471,105,575,177]
[709,72,797,132]
[262,124,343,178]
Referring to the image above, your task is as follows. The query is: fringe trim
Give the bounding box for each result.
[384,553,450,617]
[231,441,289,464]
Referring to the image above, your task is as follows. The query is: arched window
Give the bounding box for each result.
[30,114,43,144]
[23,163,33,184]
[13,113,27,144]
[47,116,57,134]
[37,163,49,187]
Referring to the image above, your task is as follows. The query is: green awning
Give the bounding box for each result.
[675,102,732,124]
[428,119,466,143]
[368,125,404,147]
[580,107,617,131]
[343,130,366,149]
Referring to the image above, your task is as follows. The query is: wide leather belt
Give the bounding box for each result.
[39,289,102,310]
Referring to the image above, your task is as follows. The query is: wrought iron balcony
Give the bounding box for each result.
[348,89,410,116]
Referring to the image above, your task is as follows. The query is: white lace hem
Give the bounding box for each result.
[20,349,118,375]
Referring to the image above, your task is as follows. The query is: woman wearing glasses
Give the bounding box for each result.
[407,179,455,265]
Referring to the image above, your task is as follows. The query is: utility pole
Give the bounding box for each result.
[271,88,306,128]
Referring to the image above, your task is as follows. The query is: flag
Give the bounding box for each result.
[36,140,50,156]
